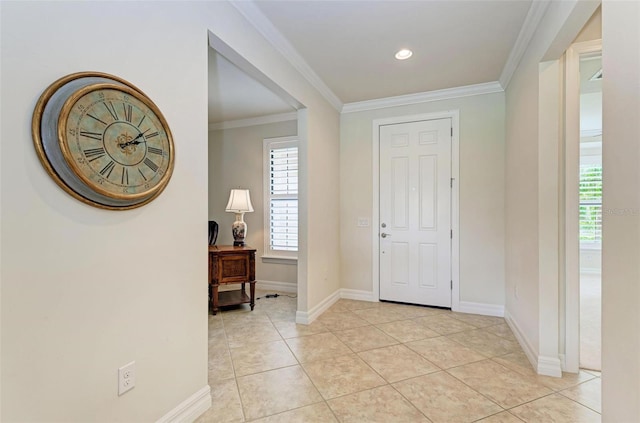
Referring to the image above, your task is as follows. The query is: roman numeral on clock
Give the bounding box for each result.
[100,160,116,178]
[145,131,159,140]
[121,167,129,185]
[123,103,133,122]
[148,147,163,155]
[84,147,106,162]
[143,158,159,173]
[80,131,102,141]
[103,101,119,121]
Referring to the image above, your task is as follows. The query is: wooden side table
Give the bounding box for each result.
[208,245,256,315]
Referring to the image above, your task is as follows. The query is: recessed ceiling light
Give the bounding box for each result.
[395,49,413,60]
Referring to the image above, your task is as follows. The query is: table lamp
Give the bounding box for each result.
[225,189,254,246]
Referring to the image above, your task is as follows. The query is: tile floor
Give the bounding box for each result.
[197,290,601,423]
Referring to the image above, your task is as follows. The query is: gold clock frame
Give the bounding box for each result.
[32,71,175,210]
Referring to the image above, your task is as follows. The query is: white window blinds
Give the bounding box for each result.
[579,164,602,243]
[264,138,298,254]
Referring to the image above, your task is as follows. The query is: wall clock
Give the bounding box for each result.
[32,72,175,210]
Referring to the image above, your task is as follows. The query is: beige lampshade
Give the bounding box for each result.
[225,189,254,213]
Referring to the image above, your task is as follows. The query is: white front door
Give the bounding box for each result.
[379,118,452,307]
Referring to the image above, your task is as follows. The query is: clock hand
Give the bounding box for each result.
[119,129,150,149]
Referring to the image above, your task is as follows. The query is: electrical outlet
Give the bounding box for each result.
[118,361,136,396]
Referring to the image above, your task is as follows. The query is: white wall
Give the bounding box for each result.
[340,92,505,307]
[601,1,640,419]
[0,1,340,420]
[209,121,298,287]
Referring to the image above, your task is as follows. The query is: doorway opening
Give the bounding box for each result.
[578,52,602,371]
[206,31,307,317]
[564,38,602,374]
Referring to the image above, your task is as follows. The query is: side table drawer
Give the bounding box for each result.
[218,255,250,283]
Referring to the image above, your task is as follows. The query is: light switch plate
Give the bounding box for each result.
[357,217,370,227]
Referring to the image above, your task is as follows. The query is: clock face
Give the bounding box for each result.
[58,84,173,200]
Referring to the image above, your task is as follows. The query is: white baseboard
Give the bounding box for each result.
[559,353,567,371]
[156,385,211,423]
[504,311,563,377]
[457,301,505,317]
[504,310,538,372]
[296,289,340,324]
[295,290,505,324]
[537,355,562,377]
[257,280,297,294]
[340,288,377,302]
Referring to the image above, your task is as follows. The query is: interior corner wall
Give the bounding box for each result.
[573,6,602,44]
[340,92,506,307]
[208,121,298,287]
[504,0,599,364]
[601,1,640,420]
[0,1,340,420]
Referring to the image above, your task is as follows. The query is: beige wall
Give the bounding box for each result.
[208,121,298,286]
[504,0,599,362]
[305,106,342,310]
[574,6,602,44]
[0,1,340,420]
[340,92,505,307]
[601,1,640,419]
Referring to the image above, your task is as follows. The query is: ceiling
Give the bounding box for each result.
[209,0,535,124]
[208,49,296,124]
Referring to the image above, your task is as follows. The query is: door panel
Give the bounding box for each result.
[419,243,437,288]
[391,242,409,286]
[391,157,409,229]
[419,155,437,230]
[379,118,452,307]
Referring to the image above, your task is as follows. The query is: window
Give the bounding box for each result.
[263,136,298,258]
[579,164,602,245]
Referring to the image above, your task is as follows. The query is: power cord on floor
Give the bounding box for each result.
[256,293,298,300]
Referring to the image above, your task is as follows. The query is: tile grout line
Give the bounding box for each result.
[555,379,602,414]
[220,313,248,423]
[276,311,338,422]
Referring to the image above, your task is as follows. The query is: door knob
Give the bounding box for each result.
[381,233,391,238]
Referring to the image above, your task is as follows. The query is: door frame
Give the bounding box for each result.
[564,39,602,373]
[372,110,460,310]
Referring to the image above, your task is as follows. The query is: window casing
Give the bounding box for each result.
[263,136,298,259]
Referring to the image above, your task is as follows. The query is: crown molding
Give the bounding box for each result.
[208,112,297,131]
[230,1,344,112]
[341,81,504,114]
[499,0,552,89]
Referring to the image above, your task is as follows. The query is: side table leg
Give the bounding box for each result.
[250,281,256,311]
[212,283,219,315]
